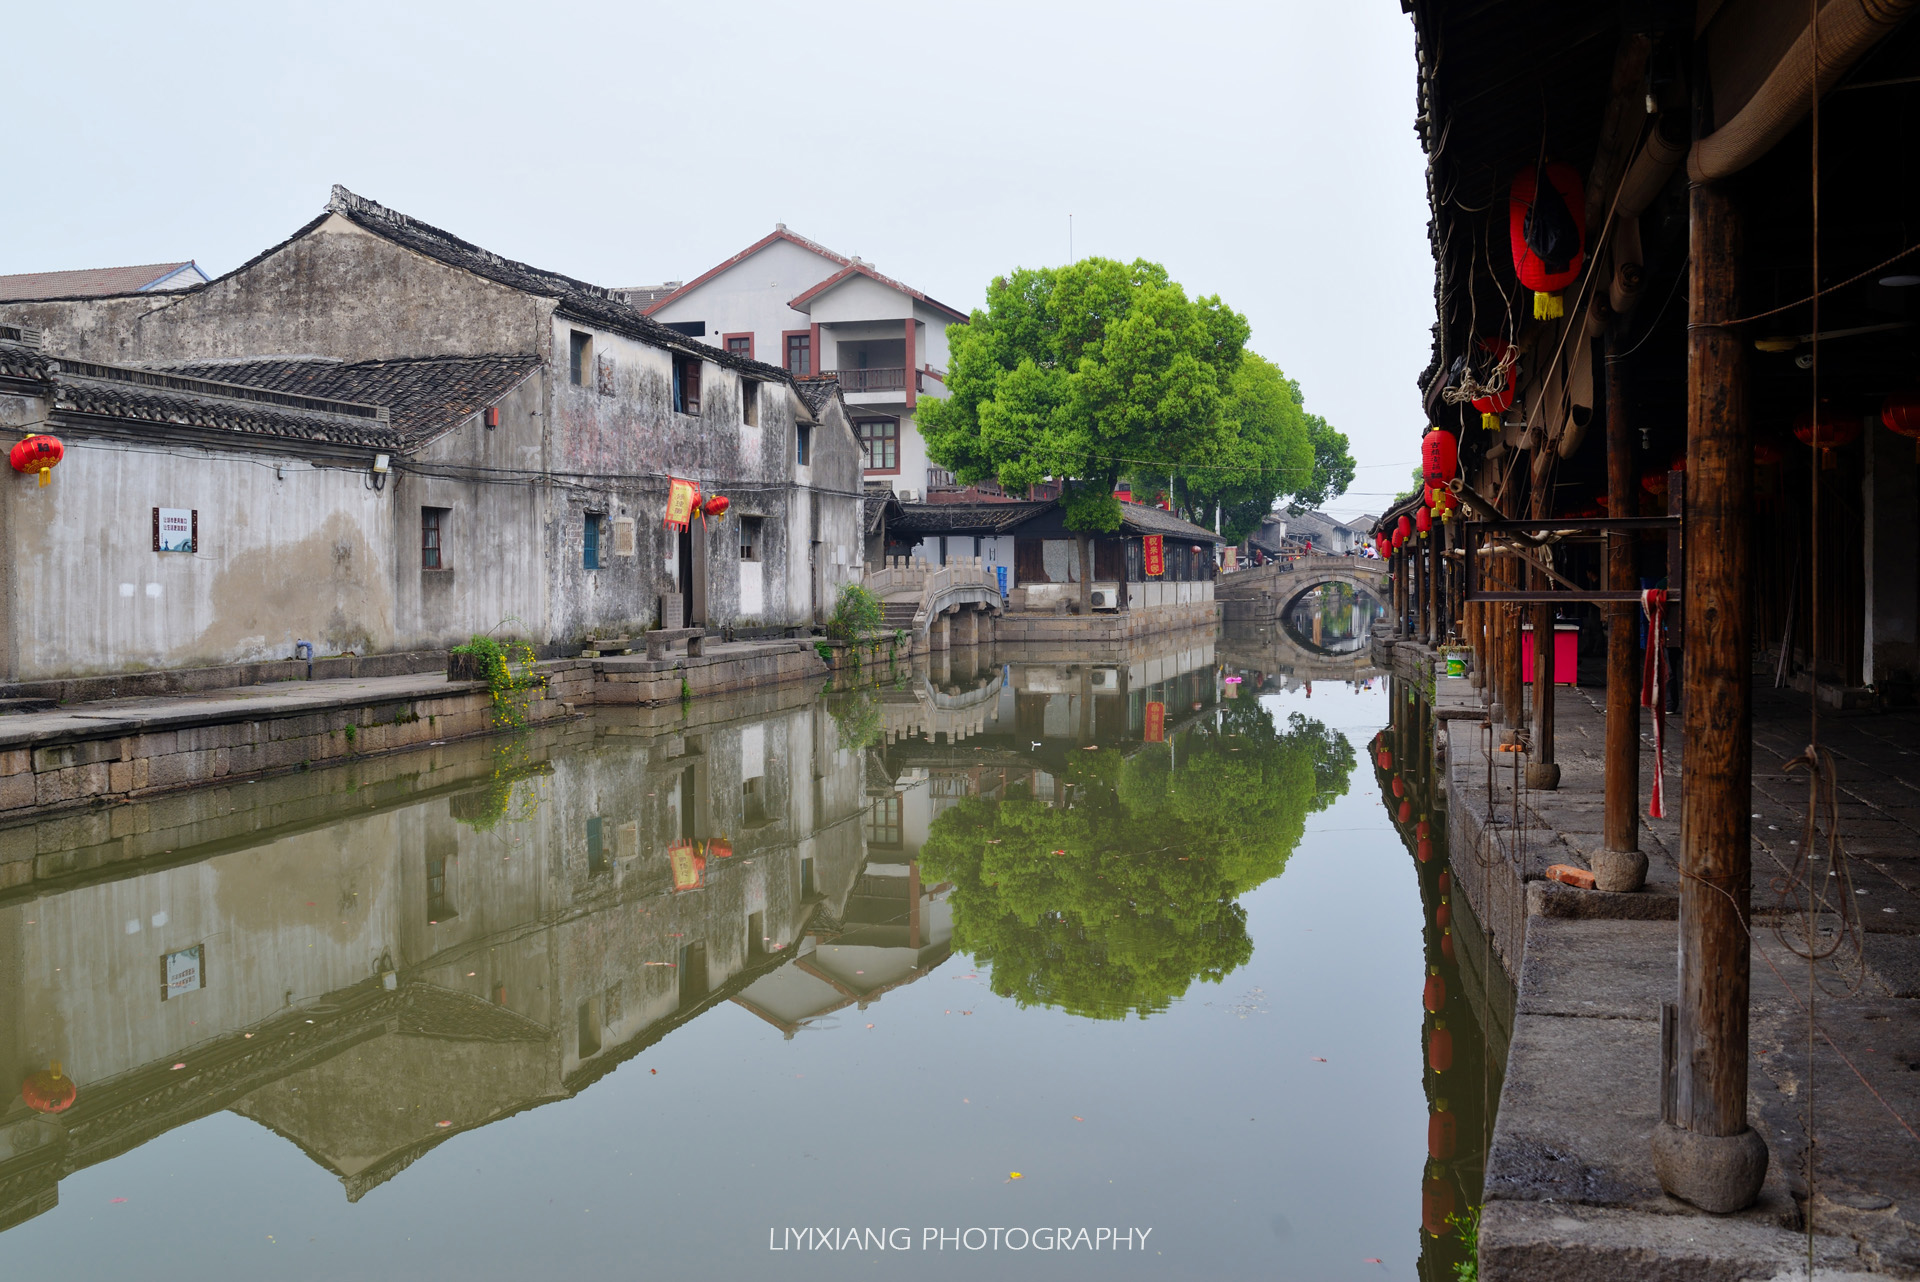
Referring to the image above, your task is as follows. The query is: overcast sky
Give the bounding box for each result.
[5,0,1431,520]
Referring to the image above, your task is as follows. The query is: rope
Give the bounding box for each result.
[1640,589,1669,819]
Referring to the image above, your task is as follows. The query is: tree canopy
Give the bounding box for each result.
[916,704,1355,1020]
[1286,413,1358,515]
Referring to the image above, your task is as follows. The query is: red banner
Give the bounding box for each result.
[664,478,701,531]
[1143,535,1165,577]
[1145,701,1166,743]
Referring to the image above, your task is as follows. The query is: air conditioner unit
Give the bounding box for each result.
[1088,581,1121,612]
[1090,667,1120,691]
[895,489,918,502]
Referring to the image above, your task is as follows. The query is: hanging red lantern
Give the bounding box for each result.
[702,495,731,517]
[9,435,63,487]
[1398,798,1413,823]
[21,1062,77,1114]
[1440,927,1456,962]
[1428,1022,1454,1074]
[1436,896,1452,929]
[1880,390,1920,461]
[1392,775,1405,798]
[1794,402,1859,468]
[1470,339,1518,431]
[1416,818,1431,839]
[1378,748,1392,771]
[1421,428,1459,487]
[1437,870,1451,896]
[1417,836,1434,863]
[1423,965,1446,1012]
[1423,1170,1457,1238]
[1753,437,1786,466]
[1510,161,1587,320]
[1429,1105,1458,1161]
[1415,505,1433,539]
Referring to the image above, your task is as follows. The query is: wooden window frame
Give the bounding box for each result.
[421,506,449,571]
[583,511,603,571]
[856,417,900,476]
[783,329,812,377]
[673,353,702,415]
[722,332,755,361]
[796,423,812,467]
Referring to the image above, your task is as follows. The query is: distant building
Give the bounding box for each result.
[635,227,969,501]
[0,261,209,301]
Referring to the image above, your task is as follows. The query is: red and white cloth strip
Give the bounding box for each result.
[1640,589,1668,819]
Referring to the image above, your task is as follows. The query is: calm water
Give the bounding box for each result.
[0,623,1505,1281]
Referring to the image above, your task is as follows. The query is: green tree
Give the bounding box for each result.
[1174,354,1316,542]
[917,259,1250,611]
[1287,413,1358,514]
[918,707,1354,1019]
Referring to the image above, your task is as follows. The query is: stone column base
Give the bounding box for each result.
[1651,1121,1768,1213]
[1590,847,1648,893]
[1525,762,1561,790]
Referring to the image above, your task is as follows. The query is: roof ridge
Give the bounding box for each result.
[328,185,612,301]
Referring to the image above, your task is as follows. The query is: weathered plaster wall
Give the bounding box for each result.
[0,401,396,679]
[0,217,546,364]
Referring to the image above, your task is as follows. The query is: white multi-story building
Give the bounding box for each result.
[629,227,968,501]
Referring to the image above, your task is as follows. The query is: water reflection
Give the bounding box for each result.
[1280,582,1388,657]
[1373,676,1514,1280]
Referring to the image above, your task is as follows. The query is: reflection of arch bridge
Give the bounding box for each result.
[1217,555,1384,622]
[1218,625,1381,684]
[867,556,1005,649]
[875,666,1006,746]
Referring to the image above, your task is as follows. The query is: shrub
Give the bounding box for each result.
[826,583,883,641]
[451,633,541,729]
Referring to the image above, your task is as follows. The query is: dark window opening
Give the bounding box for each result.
[662,320,706,337]
[583,512,603,570]
[568,330,592,386]
[426,855,455,924]
[421,506,448,570]
[740,516,763,562]
[743,775,767,825]
[742,378,759,427]
[800,857,815,899]
[673,354,702,415]
[785,333,811,376]
[577,999,602,1057]
[858,418,898,473]
[865,795,903,848]
[796,424,812,466]
[587,816,607,875]
[678,941,709,1007]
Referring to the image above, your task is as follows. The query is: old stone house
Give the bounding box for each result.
[0,188,864,679]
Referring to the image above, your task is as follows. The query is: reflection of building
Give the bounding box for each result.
[0,696,909,1227]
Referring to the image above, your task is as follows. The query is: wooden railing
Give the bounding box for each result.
[827,367,907,393]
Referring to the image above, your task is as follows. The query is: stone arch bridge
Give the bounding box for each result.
[866,556,1004,650]
[1216,554,1386,623]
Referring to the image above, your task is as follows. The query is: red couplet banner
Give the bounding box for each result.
[1143,535,1165,577]
[1145,701,1166,743]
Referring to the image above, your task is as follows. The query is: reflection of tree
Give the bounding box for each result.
[824,688,884,752]
[919,705,1354,1019]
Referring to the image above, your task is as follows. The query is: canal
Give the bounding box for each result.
[0,620,1507,1280]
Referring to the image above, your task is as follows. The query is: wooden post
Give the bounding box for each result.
[1596,330,1647,891]
[1497,481,1525,734]
[1650,176,1767,1213]
[1424,525,1438,645]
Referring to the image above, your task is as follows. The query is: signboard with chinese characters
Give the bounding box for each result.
[1142,535,1165,577]
[668,841,705,891]
[664,479,700,531]
[162,943,205,999]
[1144,701,1166,743]
[153,508,197,553]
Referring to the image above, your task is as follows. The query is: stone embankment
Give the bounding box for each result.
[1377,635,1920,1279]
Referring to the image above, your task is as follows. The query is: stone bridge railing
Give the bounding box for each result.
[1216,554,1383,619]
[867,555,1004,648]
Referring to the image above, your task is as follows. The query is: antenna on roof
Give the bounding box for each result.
[1069,213,1073,264]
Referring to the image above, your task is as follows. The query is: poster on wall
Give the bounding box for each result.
[1142,535,1165,578]
[153,508,197,553]
[161,944,206,999]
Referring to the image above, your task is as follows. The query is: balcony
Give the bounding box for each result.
[825,367,918,394]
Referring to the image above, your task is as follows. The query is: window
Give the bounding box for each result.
[800,857,815,898]
[741,378,759,427]
[796,424,812,466]
[427,854,455,924]
[785,332,811,376]
[740,516,763,562]
[577,999,602,1057]
[421,506,448,570]
[587,816,607,875]
[743,776,767,826]
[583,512,603,570]
[673,353,702,414]
[865,795,903,848]
[858,418,899,473]
[569,330,592,386]
[724,333,754,360]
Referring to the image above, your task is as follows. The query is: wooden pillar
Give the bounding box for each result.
[1597,330,1647,891]
[1496,481,1524,733]
[1651,176,1767,1213]
[1423,526,1438,645]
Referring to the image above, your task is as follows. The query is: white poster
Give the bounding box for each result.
[163,943,205,998]
[157,508,195,553]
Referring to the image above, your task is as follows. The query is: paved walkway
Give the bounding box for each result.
[1437,657,1920,1277]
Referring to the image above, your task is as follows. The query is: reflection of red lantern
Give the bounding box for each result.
[1421,429,1459,487]
[1429,1105,1457,1160]
[21,1062,77,1114]
[1436,896,1451,929]
[1437,871,1451,895]
[1392,775,1405,797]
[1440,928,1455,963]
[1416,818,1431,839]
[1424,1173,1456,1237]
[1416,837,1434,863]
[1378,749,1392,771]
[706,838,733,858]
[1883,389,1920,461]
[9,435,63,487]
[1423,966,1446,1012]
[1510,161,1586,320]
[1398,799,1413,823]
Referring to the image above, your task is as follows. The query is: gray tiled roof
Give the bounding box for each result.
[0,261,201,301]
[1114,502,1227,543]
[891,501,1054,536]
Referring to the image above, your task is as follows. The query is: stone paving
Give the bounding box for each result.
[1419,645,1920,1278]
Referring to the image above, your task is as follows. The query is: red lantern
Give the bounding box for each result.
[1421,429,1459,487]
[1423,966,1446,1012]
[1417,836,1434,863]
[1392,775,1405,798]
[21,1062,76,1114]
[1437,871,1451,895]
[1416,505,1432,539]
[1378,749,1392,771]
[1881,390,1920,461]
[1794,402,1859,466]
[1398,798,1413,823]
[1436,896,1451,929]
[1429,1109,1457,1161]
[1470,339,1518,431]
[1510,161,1587,320]
[9,434,63,487]
[1416,818,1431,839]
[1423,1173,1456,1237]
[1440,927,1456,962]
[1428,1022,1454,1074]
[1753,438,1786,466]
[702,495,730,517]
